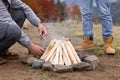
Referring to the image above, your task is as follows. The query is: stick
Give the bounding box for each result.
[49,50,56,63]
[53,42,61,64]
[63,40,77,64]
[58,44,64,65]
[68,41,81,63]
[41,39,55,59]
[62,42,71,65]
[45,40,60,61]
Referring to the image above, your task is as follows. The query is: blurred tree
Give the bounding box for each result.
[57,0,66,21]
[66,3,81,20]
[36,0,54,21]
[51,4,61,21]
[22,0,44,20]
[22,0,82,22]
[22,0,59,21]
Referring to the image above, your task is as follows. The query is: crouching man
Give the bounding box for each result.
[0,0,47,64]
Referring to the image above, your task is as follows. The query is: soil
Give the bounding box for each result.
[0,22,120,80]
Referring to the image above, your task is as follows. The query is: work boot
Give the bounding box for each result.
[0,50,19,59]
[75,36,94,51]
[0,57,6,65]
[104,36,115,55]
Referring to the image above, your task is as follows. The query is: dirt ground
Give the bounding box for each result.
[0,21,120,80]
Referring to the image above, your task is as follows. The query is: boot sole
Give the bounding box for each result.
[0,59,7,65]
[106,52,115,55]
[104,49,115,55]
[75,47,95,52]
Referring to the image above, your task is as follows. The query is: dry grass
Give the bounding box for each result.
[52,21,120,55]
[22,20,120,55]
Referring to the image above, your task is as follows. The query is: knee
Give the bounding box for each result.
[81,9,92,19]
[82,13,93,21]
[16,10,26,27]
[6,25,22,40]
[18,9,26,19]
[14,26,22,40]
[99,11,112,21]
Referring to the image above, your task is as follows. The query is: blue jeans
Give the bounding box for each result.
[0,9,26,52]
[79,0,113,39]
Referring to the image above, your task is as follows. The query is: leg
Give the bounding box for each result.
[10,9,26,28]
[75,0,94,51]
[0,9,26,52]
[96,0,113,39]
[79,0,94,38]
[0,23,21,52]
[96,0,115,54]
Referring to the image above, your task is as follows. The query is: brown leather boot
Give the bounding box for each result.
[0,57,6,65]
[75,36,94,51]
[104,36,115,55]
[0,50,19,59]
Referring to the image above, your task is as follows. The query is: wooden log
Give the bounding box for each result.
[45,40,60,62]
[62,37,81,63]
[49,48,56,63]
[67,41,81,63]
[49,50,56,63]
[53,42,61,65]
[50,49,57,64]
[41,39,55,59]
[62,43,71,65]
[58,44,64,65]
[63,41,77,64]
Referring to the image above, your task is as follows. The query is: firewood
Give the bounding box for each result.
[49,50,56,63]
[67,41,81,63]
[62,38,81,63]
[63,41,77,64]
[41,39,55,59]
[53,42,61,64]
[62,43,72,65]
[41,38,81,66]
[45,40,60,62]
[58,44,64,65]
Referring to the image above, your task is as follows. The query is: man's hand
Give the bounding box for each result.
[28,43,44,56]
[38,23,47,39]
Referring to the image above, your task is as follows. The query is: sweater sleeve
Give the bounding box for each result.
[18,30,32,48]
[9,0,41,47]
[10,0,41,27]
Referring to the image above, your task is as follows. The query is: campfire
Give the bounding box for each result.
[40,37,81,65]
[22,37,99,72]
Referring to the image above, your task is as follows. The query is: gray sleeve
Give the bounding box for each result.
[10,0,41,26]
[9,0,40,47]
[18,30,32,48]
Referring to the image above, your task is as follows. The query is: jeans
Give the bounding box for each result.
[79,0,113,39]
[0,9,26,52]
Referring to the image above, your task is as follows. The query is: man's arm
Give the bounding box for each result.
[10,0,47,55]
[10,0,47,38]
[18,30,45,56]
[10,0,41,26]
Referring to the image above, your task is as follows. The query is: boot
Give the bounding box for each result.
[104,36,115,55]
[0,57,6,65]
[75,36,94,51]
[0,50,19,59]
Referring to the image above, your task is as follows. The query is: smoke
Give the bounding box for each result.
[40,22,72,48]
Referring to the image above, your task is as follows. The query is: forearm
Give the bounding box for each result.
[18,30,32,48]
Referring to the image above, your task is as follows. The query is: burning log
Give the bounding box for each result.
[41,38,81,66]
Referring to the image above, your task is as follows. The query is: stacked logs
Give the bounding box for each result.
[41,38,81,65]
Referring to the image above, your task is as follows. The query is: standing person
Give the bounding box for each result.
[0,0,47,64]
[75,0,115,54]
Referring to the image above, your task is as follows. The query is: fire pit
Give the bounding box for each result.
[22,37,99,73]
